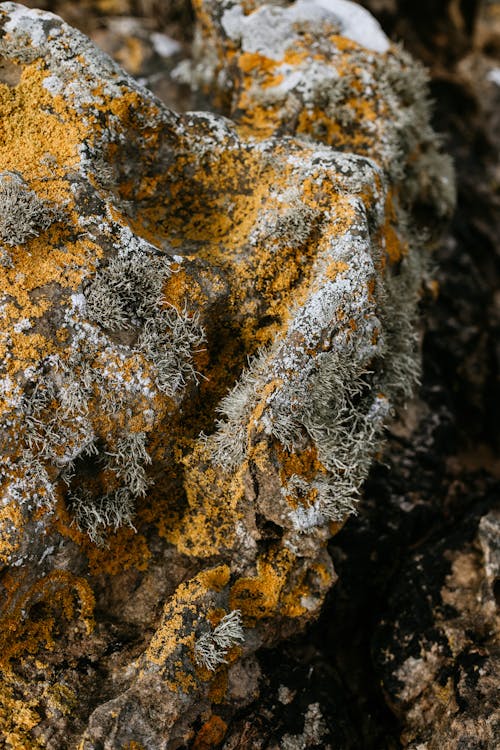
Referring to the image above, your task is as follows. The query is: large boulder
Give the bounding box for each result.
[0,2,453,747]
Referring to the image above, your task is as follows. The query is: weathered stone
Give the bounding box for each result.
[0,1,453,746]
[372,506,500,749]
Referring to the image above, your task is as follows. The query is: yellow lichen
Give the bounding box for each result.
[0,680,44,750]
[0,570,95,666]
[146,565,230,669]
[0,501,23,564]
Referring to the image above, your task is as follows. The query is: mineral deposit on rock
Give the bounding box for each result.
[0,1,454,747]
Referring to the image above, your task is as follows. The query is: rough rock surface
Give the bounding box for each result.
[373,506,500,749]
[0,1,454,747]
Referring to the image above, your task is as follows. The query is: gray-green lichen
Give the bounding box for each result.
[0,171,64,245]
[194,610,245,671]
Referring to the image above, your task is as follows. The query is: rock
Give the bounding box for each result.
[188,0,455,221]
[372,506,500,749]
[0,1,453,746]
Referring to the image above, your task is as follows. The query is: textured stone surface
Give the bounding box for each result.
[0,1,453,747]
[373,507,500,749]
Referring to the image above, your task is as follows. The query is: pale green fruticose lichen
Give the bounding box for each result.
[194,610,245,671]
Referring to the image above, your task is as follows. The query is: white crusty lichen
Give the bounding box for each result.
[194,610,245,671]
[220,0,389,57]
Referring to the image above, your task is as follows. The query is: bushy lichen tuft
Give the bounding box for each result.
[0,172,64,246]
[84,247,172,331]
[194,610,245,671]
[68,486,136,546]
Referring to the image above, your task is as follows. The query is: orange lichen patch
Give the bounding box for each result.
[225,33,386,158]
[296,107,344,145]
[235,101,280,138]
[229,547,299,622]
[233,48,310,135]
[170,665,199,694]
[170,154,273,253]
[207,670,229,704]
[247,381,282,435]
[312,562,334,587]
[7,232,101,300]
[275,444,324,484]
[127,146,268,250]
[238,51,281,79]
[86,528,151,577]
[146,565,230,668]
[88,365,162,436]
[43,682,77,719]
[167,444,245,558]
[5,330,56,372]
[0,59,105,405]
[282,48,313,67]
[0,501,23,564]
[115,37,146,76]
[329,34,364,53]
[53,492,152,578]
[0,679,43,750]
[381,192,408,264]
[239,237,314,324]
[427,278,439,299]
[0,570,95,665]
[192,714,228,750]
[280,561,334,619]
[106,89,158,130]
[0,570,22,602]
[324,260,350,281]
[159,156,343,413]
[198,565,231,592]
[300,176,354,220]
[345,94,379,125]
[163,145,360,379]
[162,265,207,312]
[191,0,224,49]
[206,607,227,628]
[0,64,86,179]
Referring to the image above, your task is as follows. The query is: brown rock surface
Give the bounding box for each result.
[373,507,499,749]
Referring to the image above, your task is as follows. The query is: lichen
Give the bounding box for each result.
[194,610,245,671]
[0,1,454,745]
